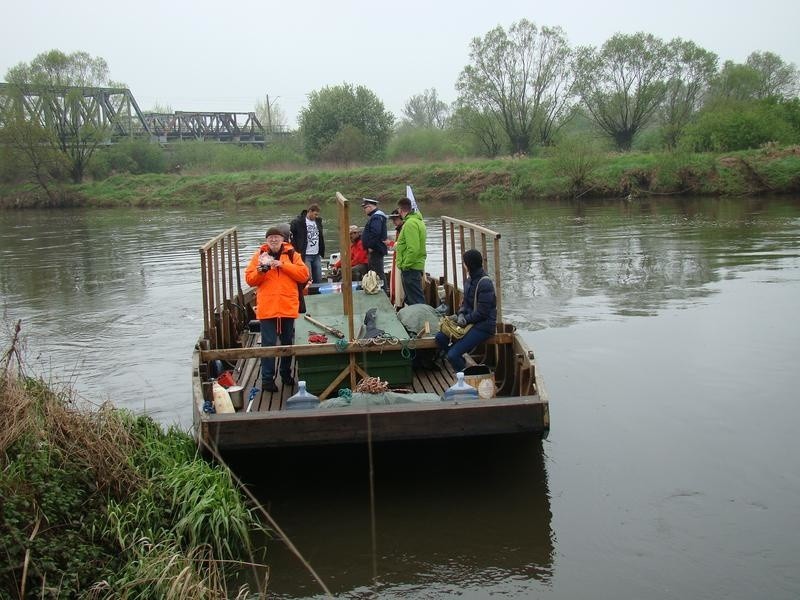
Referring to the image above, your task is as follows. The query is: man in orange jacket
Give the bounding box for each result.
[245,226,310,392]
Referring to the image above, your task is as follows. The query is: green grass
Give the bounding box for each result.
[2,146,799,208]
[0,369,266,598]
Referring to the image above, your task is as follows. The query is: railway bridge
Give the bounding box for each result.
[0,83,266,144]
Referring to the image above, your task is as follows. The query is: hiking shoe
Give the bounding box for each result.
[262,380,278,393]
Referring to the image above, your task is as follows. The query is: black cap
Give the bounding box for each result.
[388,209,401,218]
[265,226,283,238]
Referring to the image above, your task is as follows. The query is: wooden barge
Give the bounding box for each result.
[192,193,549,452]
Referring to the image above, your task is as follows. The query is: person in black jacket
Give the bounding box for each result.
[289,203,325,284]
[359,198,388,290]
[435,249,497,372]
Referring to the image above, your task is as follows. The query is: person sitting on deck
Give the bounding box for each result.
[245,226,310,392]
[331,225,369,282]
[435,249,497,373]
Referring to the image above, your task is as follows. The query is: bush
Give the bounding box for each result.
[166,138,306,173]
[547,135,607,196]
[387,127,468,162]
[0,370,264,598]
[680,100,798,152]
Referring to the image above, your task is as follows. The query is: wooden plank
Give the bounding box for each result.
[203,398,547,450]
[200,333,514,361]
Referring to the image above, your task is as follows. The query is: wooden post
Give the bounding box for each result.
[336,192,358,389]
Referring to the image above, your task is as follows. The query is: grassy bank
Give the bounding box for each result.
[0,329,268,598]
[2,146,799,209]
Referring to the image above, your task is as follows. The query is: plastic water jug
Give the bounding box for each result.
[286,380,320,410]
[443,372,479,403]
[212,381,235,413]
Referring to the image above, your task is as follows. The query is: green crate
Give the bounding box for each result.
[295,291,413,395]
[298,351,412,396]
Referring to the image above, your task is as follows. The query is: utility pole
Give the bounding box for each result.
[265,94,272,133]
[265,94,280,133]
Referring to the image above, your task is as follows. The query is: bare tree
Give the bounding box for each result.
[255,96,288,133]
[456,19,576,154]
[402,88,450,128]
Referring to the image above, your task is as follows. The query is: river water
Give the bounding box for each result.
[1,196,799,599]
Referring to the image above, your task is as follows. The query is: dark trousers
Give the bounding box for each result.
[435,326,493,372]
[260,317,294,381]
[401,269,425,305]
[368,250,386,289]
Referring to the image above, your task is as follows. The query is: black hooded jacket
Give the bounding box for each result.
[289,209,325,259]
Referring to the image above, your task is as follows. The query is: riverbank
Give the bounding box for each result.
[2,146,799,209]
[0,325,267,597]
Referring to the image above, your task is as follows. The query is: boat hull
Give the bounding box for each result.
[197,395,549,451]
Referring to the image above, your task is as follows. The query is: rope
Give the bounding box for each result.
[399,338,414,360]
[355,376,389,394]
[354,333,400,347]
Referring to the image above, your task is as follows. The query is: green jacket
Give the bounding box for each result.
[395,211,426,271]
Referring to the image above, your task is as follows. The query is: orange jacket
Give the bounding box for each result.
[245,242,309,319]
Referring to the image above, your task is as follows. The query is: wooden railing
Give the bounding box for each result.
[440,216,503,324]
[199,227,245,350]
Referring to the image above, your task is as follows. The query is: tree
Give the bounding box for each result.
[402,88,450,129]
[450,104,506,157]
[709,61,762,102]
[255,96,288,133]
[319,125,368,166]
[575,32,671,151]
[3,50,121,186]
[456,19,576,154]
[746,51,800,99]
[298,83,394,162]
[660,39,718,148]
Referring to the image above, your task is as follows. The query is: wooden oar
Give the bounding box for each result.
[303,314,345,339]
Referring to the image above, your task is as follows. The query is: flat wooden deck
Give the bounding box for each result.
[232,332,458,411]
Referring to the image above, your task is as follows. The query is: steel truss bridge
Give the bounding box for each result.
[0,83,266,144]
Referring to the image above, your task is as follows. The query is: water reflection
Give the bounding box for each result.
[1,196,800,599]
[226,436,553,598]
[1,196,799,426]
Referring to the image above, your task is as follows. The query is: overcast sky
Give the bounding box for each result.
[2,0,798,128]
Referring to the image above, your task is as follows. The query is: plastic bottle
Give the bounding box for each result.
[443,372,479,403]
[212,381,235,413]
[286,380,320,410]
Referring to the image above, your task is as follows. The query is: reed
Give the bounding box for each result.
[1,327,266,598]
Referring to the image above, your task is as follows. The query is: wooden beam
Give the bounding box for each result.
[199,332,515,361]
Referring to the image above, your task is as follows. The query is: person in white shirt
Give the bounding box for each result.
[289,203,326,284]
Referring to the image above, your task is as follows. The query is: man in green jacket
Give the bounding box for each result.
[394,196,427,305]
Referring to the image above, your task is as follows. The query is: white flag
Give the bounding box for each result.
[406,185,418,212]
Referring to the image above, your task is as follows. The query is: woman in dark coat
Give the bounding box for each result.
[435,249,497,372]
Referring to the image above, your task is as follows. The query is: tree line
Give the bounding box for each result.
[1,22,799,195]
